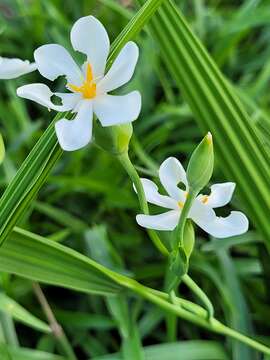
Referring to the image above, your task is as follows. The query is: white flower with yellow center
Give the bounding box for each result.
[136,157,249,238]
[0,57,36,79]
[17,16,141,151]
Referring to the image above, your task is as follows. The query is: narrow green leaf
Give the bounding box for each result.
[0,227,121,296]
[0,133,5,164]
[0,344,65,360]
[92,340,229,360]
[0,293,51,334]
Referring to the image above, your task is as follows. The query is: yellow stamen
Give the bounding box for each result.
[68,83,83,93]
[67,62,96,99]
[201,195,209,204]
[178,201,184,208]
[86,62,93,82]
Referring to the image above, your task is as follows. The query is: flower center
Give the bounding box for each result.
[178,192,188,208]
[201,195,209,204]
[68,63,96,99]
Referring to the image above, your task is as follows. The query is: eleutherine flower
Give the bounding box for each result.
[135,157,249,238]
[0,57,36,79]
[17,16,141,151]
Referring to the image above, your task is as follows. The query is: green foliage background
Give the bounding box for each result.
[0,0,269,359]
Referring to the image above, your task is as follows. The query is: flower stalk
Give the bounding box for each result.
[117,151,169,256]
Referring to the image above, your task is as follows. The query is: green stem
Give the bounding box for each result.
[88,257,270,355]
[117,152,169,256]
[131,136,158,173]
[173,190,197,249]
[126,280,270,355]
[182,274,214,319]
[118,152,215,321]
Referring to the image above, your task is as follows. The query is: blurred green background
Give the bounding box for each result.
[0,0,269,359]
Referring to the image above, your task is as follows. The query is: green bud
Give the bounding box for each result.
[183,220,195,259]
[94,121,133,155]
[187,132,214,193]
[0,134,5,165]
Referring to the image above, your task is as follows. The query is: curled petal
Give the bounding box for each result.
[198,211,248,238]
[134,179,178,209]
[71,16,110,78]
[159,157,188,201]
[17,83,78,111]
[97,42,139,94]
[136,210,180,231]
[34,44,82,85]
[55,100,93,151]
[93,91,141,126]
[0,57,36,79]
[205,182,236,208]
[190,199,249,238]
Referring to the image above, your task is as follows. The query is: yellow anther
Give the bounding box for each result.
[178,201,184,208]
[201,195,209,204]
[67,63,96,99]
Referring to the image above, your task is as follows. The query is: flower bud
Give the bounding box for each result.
[94,121,133,155]
[187,132,214,193]
[183,220,195,259]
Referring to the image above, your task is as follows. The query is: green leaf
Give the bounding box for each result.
[0,133,5,165]
[0,293,51,333]
[0,227,121,296]
[0,344,65,360]
[139,0,270,245]
[92,340,229,360]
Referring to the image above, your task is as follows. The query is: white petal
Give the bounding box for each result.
[136,210,180,231]
[190,199,249,238]
[0,57,37,79]
[97,42,139,94]
[200,182,236,208]
[93,91,141,126]
[198,211,248,238]
[17,83,78,111]
[34,44,82,85]
[159,157,188,201]
[189,198,216,224]
[55,100,93,151]
[70,16,110,78]
[134,178,178,209]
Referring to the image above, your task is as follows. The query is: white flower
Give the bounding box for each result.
[135,157,249,238]
[17,16,141,151]
[0,57,36,79]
